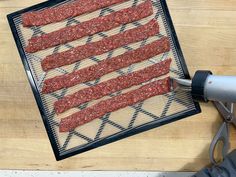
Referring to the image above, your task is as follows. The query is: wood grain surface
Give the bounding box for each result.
[0,0,236,171]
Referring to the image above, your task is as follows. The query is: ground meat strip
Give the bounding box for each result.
[42,37,170,94]
[22,0,128,27]
[54,58,171,114]
[25,1,153,53]
[59,77,170,132]
[41,19,159,71]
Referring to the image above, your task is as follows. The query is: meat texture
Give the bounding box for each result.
[41,19,159,71]
[59,77,170,132]
[54,58,172,114]
[42,37,170,94]
[22,0,128,27]
[25,0,153,53]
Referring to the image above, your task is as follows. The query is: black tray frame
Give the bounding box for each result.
[7,0,201,160]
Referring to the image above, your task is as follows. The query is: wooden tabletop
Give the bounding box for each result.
[1,0,236,171]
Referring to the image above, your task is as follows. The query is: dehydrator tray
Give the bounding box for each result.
[7,0,201,160]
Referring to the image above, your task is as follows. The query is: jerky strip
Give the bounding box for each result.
[25,0,153,53]
[42,37,170,94]
[59,77,170,132]
[55,58,171,114]
[22,0,128,27]
[41,19,159,71]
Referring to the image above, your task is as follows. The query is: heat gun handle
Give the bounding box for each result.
[204,75,236,103]
[191,71,236,103]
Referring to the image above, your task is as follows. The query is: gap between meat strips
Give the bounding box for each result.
[55,58,172,114]
[59,77,171,132]
[25,0,153,53]
[42,37,170,94]
[41,19,159,71]
[22,0,129,27]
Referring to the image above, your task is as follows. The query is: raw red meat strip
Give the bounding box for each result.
[22,0,128,27]
[59,77,170,132]
[55,58,172,114]
[25,0,153,53]
[42,37,170,94]
[41,19,159,71]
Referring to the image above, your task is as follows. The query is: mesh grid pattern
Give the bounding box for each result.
[11,0,198,157]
